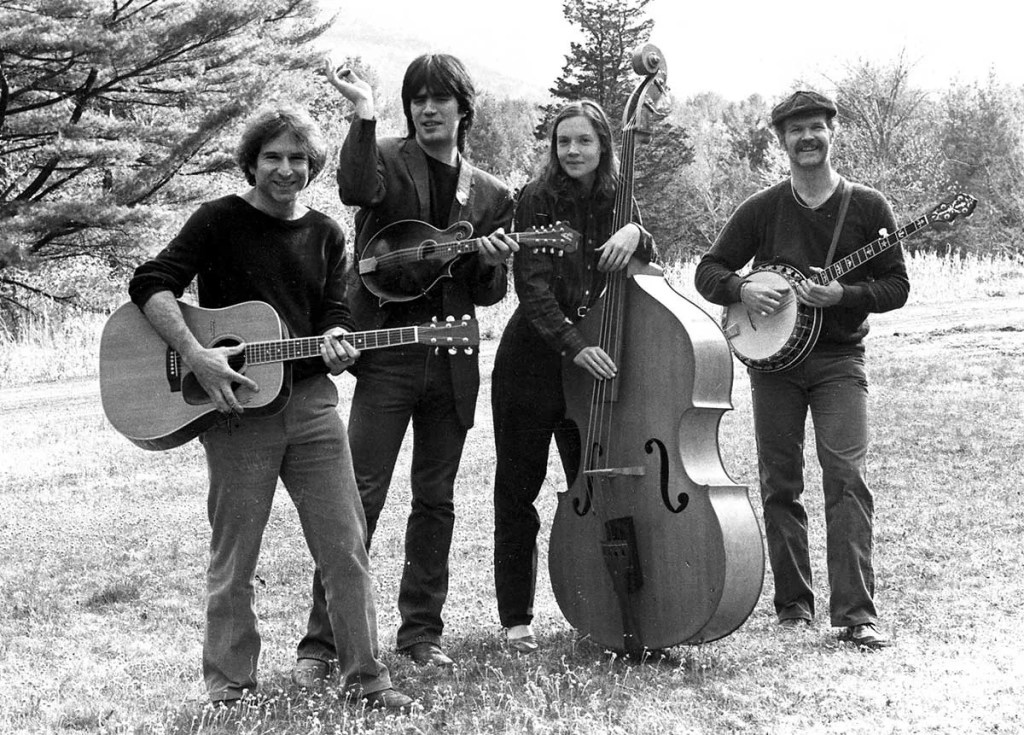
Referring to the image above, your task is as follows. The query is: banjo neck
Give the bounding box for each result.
[811,212,936,286]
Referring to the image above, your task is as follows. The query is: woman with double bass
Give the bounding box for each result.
[494,46,764,657]
[491,99,655,654]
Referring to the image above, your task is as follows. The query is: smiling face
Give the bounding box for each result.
[555,114,603,190]
[248,131,309,215]
[409,86,465,159]
[779,112,834,171]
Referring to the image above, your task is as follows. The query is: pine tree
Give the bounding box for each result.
[535,0,695,259]
[536,0,655,138]
[0,0,330,323]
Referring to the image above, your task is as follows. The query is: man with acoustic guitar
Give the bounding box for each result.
[127,106,412,709]
[694,90,909,649]
[293,53,517,677]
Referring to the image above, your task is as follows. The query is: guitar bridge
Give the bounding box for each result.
[166,347,182,393]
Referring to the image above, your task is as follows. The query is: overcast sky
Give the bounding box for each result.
[321,0,1020,101]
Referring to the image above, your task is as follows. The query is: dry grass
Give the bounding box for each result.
[1,253,1023,733]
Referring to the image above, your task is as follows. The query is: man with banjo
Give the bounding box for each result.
[694,90,909,649]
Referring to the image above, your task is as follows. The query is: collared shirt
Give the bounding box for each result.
[511,179,655,358]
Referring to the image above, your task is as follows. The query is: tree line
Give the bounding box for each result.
[1,0,1021,334]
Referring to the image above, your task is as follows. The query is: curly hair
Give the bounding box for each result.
[236,105,329,186]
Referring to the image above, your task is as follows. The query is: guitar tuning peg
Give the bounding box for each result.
[448,347,457,355]
[465,347,474,355]
[446,315,455,323]
[461,314,470,320]
[431,316,439,324]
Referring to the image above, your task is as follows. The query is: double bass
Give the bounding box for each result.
[548,45,764,653]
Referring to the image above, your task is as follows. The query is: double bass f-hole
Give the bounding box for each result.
[645,438,689,513]
[573,438,689,516]
[572,442,602,516]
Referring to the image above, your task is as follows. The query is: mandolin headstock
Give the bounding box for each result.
[518,222,581,255]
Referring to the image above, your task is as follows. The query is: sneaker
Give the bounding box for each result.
[505,624,539,654]
[291,658,331,689]
[838,623,892,649]
[360,687,415,713]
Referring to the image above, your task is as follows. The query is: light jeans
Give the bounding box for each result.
[750,346,878,627]
[200,375,391,701]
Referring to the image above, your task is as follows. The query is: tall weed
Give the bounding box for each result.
[0,251,1021,388]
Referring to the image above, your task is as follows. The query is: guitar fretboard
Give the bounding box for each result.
[814,214,932,285]
[243,326,419,365]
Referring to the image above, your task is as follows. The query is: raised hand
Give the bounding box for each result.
[322,55,375,119]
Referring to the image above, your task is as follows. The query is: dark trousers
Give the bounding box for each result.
[750,346,877,627]
[491,314,580,628]
[298,347,467,655]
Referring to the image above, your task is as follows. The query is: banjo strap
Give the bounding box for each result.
[824,178,853,268]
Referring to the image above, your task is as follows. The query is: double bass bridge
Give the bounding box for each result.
[584,466,646,478]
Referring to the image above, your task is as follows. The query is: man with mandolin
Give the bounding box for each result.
[127,106,412,710]
[293,53,517,675]
[695,90,910,649]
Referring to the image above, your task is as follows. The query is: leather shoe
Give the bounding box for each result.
[838,623,892,649]
[291,658,330,689]
[403,641,454,667]
[360,688,415,713]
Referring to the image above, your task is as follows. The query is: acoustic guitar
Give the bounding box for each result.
[722,192,977,372]
[99,300,478,450]
[357,219,579,304]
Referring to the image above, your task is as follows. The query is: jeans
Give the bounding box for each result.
[491,314,580,628]
[201,375,390,702]
[298,346,467,655]
[749,346,877,627]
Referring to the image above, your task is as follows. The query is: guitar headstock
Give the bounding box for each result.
[418,316,480,354]
[930,192,978,223]
[518,222,581,255]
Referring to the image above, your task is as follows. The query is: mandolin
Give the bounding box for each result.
[99,300,478,450]
[357,219,579,304]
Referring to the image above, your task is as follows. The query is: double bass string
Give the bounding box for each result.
[583,109,641,512]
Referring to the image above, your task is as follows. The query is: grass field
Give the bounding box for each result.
[1,253,1023,734]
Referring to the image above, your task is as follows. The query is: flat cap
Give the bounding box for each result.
[770,90,837,126]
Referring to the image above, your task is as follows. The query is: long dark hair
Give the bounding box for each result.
[236,105,328,186]
[401,54,476,152]
[539,100,618,202]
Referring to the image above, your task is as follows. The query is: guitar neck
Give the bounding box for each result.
[814,212,934,286]
[241,326,420,366]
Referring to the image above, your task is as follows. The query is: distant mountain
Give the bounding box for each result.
[321,18,550,101]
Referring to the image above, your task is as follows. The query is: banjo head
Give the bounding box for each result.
[722,269,800,361]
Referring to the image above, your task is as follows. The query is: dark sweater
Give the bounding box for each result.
[129,195,353,381]
[694,179,909,346]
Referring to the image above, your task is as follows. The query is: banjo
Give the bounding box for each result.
[722,192,978,373]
